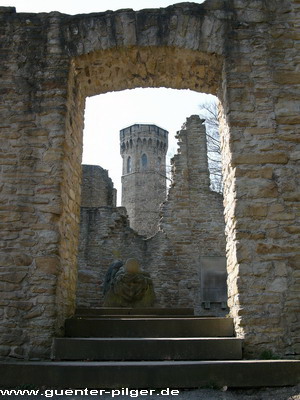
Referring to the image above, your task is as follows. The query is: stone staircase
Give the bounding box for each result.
[0,308,299,388]
[53,307,242,362]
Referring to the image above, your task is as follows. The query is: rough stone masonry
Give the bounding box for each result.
[0,0,299,359]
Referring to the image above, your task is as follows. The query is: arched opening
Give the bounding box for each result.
[141,153,148,169]
[60,43,226,329]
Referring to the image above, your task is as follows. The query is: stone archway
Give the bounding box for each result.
[59,44,224,328]
[0,1,299,359]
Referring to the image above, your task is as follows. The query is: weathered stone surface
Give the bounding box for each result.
[35,257,59,275]
[219,0,300,358]
[81,165,116,208]
[0,272,27,284]
[232,153,289,165]
[0,0,299,360]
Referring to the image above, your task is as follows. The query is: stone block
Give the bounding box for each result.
[232,152,289,165]
[274,72,300,85]
[256,243,297,255]
[0,272,27,284]
[236,203,268,218]
[35,256,59,274]
[237,179,278,198]
[290,151,300,161]
[267,277,287,293]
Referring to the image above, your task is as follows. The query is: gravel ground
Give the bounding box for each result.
[0,385,299,400]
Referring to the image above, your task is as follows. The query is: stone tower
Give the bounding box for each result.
[120,124,168,237]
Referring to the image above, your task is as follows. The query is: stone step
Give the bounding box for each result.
[65,317,234,338]
[74,314,199,319]
[0,360,299,388]
[75,307,194,317]
[53,337,243,361]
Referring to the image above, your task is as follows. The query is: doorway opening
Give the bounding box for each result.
[61,45,227,317]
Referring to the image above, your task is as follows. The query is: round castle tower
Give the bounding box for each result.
[120,124,168,237]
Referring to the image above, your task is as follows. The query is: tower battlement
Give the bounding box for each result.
[120,123,168,140]
[120,124,168,159]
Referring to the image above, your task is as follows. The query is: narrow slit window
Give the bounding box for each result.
[141,153,148,169]
[127,156,132,173]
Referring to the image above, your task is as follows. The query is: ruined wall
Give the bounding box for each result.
[219,0,300,357]
[155,115,226,313]
[81,165,116,208]
[76,165,144,307]
[0,7,79,359]
[0,0,299,359]
[77,116,226,315]
[76,206,146,308]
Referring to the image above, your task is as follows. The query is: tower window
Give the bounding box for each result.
[141,154,148,169]
[127,156,132,173]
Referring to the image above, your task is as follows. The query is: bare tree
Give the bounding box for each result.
[199,99,223,194]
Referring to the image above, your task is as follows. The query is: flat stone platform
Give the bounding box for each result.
[53,337,243,361]
[75,307,195,316]
[0,360,299,388]
[65,317,235,338]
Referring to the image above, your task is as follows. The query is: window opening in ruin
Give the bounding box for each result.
[198,101,223,193]
[127,157,132,173]
[141,153,148,169]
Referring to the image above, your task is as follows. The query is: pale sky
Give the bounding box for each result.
[4,0,204,14]
[4,0,213,204]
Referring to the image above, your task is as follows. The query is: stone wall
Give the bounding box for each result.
[0,0,299,359]
[76,206,145,308]
[81,165,116,208]
[157,115,226,313]
[0,7,80,359]
[76,165,144,307]
[218,0,300,358]
[76,116,227,316]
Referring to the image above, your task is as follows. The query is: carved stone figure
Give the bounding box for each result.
[103,258,155,307]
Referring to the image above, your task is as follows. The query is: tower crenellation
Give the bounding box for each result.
[120,124,168,174]
[120,124,168,237]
